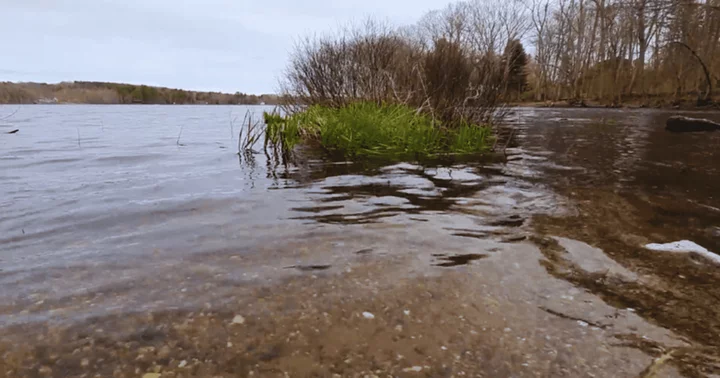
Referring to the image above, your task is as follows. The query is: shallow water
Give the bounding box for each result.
[1,105,719,377]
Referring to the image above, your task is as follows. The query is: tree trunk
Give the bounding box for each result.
[635,0,647,97]
[670,41,713,104]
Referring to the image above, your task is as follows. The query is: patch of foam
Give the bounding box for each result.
[381,163,422,172]
[367,196,410,206]
[427,167,483,182]
[398,188,442,197]
[645,240,720,264]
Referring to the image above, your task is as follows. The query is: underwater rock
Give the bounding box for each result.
[645,240,720,264]
[666,116,720,132]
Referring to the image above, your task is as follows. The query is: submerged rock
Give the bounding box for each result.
[709,227,720,238]
[645,240,720,264]
[666,116,720,132]
[231,315,245,324]
[555,237,638,282]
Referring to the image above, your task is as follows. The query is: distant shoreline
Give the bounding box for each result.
[0,103,277,106]
[511,99,720,111]
[0,81,279,105]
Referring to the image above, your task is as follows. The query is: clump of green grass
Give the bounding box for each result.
[264,102,492,158]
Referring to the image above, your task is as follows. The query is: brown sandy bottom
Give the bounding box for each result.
[532,187,720,378]
[0,231,689,378]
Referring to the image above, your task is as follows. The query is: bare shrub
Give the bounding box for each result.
[279,18,508,127]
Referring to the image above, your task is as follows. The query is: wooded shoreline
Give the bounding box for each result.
[0,81,279,105]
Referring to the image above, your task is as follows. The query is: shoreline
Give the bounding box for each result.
[0,103,278,106]
[2,101,717,111]
[510,100,720,111]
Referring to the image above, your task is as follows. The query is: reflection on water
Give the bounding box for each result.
[1,105,720,376]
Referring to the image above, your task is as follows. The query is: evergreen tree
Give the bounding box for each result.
[503,39,528,97]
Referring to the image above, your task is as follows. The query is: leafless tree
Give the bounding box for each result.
[280,17,508,126]
[283,0,720,110]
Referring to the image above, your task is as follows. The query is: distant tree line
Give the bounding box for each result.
[0,81,278,105]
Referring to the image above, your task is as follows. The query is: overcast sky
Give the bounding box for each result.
[1,0,455,94]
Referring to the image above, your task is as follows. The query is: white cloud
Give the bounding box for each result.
[0,0,455,93]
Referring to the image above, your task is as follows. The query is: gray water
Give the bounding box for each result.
[2,105,720,377]
[0,105,558,321]
[1,105,279,259]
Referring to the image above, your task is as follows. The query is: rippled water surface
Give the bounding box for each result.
[1,105,719,377]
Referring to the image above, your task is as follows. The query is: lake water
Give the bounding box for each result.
[1,105,719,377]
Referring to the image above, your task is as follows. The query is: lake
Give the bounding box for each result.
[1,105,719,377]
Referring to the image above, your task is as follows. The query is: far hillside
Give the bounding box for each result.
[0,81,279,105]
